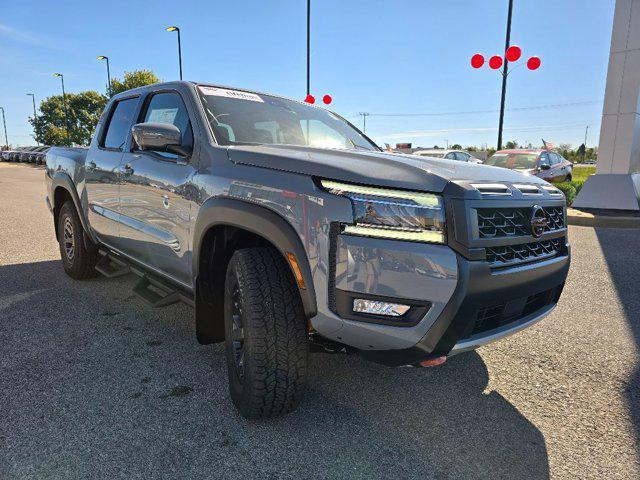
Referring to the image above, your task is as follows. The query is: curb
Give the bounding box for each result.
[567,208,640,228]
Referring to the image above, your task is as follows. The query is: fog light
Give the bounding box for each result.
[353,299,410,317]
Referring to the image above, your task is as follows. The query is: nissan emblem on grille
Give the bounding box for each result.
[530,205,548,238]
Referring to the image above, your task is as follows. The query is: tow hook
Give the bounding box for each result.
[419,356,447,367]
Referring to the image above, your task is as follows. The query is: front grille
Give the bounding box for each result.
[468,286,561,338]
[477,206,564,238]
[486,237,564,267]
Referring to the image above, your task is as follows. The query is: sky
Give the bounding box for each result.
[0,0,615,149]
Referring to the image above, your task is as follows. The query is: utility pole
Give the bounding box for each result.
[0,107,8,150]
[358,112,370,132]
[445,139,449,149]
[26,93,39,145]
[306,0,311,97]
[497,0,514,150]
[584,125,589,148]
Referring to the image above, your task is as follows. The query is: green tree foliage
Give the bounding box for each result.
[450,143,462,150]
[504,140,519,149]
[110,70,160,95]
[31,91,108,146]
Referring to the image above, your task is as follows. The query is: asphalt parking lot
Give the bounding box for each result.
[0,162,638,479]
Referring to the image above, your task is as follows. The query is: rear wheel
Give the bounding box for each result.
[224,247,309,419]
[57,201,98,279]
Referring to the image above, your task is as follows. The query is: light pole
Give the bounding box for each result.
[307,0,311,97]
[0,107,8,150]
[97,56,112,97]
[166,26,183,80]
[26,93,39,145]
[497,0,514,151]
[53,73,70,145]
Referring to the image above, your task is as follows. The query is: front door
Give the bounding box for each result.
[85,96,139,246]
[118,91,196,288]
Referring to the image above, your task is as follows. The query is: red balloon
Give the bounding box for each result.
[527,56,541,70]
[322,94,332,104]
[470,53,484,69]
[304,94,315,104]
[489,55,503,70]
[505,45,522,62]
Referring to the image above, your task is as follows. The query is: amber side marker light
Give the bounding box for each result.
[286,252,306,290]
[420,356,447,367]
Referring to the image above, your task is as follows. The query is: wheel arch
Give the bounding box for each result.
[50,173,95,243]
[192,197,317,344]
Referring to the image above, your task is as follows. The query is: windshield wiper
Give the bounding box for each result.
[347,138,371,151]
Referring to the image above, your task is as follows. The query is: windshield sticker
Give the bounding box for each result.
[198,86,264,103]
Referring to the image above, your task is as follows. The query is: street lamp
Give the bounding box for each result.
[97,55,112,97]
[0,107,8,150]
[307,0,311,97]
[166,26,183,80]
[53,73,70,145]
[26,93,39,146]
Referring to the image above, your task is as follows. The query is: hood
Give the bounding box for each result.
[227,145,548,193]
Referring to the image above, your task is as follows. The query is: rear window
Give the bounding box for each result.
[102,97,138,150]
[486,153,538,169]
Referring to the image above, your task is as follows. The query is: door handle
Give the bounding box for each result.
[120,164,134,176]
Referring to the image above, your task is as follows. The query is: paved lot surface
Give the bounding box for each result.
[0,162,638,479]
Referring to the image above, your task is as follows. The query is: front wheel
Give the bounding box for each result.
[224,247,309,419]
[57,201,98,279]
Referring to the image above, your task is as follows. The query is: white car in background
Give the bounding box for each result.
[412,149,483,164]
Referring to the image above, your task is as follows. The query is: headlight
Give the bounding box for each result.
[321,180,445,243]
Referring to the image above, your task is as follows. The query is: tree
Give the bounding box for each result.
[450,143,462,150]
[110,70,160,95]
[504,140,519,149]
[31,91,108,146]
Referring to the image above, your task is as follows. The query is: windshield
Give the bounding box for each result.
[485,153,538,169]
[197,86,378,151]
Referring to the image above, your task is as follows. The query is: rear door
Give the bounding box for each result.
[85,96,139,246]
[118,90,196,288]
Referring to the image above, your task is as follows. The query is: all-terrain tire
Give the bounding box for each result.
[224,247,309,419]
[57,201,98,279]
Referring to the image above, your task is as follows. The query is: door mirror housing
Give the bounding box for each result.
[539,163,551,171]
[132,122,189,156]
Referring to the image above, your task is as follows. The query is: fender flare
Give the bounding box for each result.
[50,172,97,244]
[192,197,318,319]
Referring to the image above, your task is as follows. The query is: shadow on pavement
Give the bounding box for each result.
[0,259,549,479]
[595,228,640,462]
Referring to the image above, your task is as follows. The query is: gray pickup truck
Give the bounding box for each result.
[45,81,570,418]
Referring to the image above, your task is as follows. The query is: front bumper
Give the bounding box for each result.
[358,247,569,366]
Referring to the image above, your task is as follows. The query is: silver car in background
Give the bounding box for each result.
[413,149,483,164]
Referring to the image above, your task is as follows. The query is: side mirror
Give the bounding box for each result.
[539,163,551,171]
[132,122,188,156]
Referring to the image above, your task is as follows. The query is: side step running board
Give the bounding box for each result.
[95,254,131,278]
[95,251,194,309]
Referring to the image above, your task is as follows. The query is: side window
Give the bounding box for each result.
[102,98,138,150]
[455,152,469,161]
[550,153,561,165]
[142,92,193,152]
[539,153,550,166]
[445,152,456,160]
